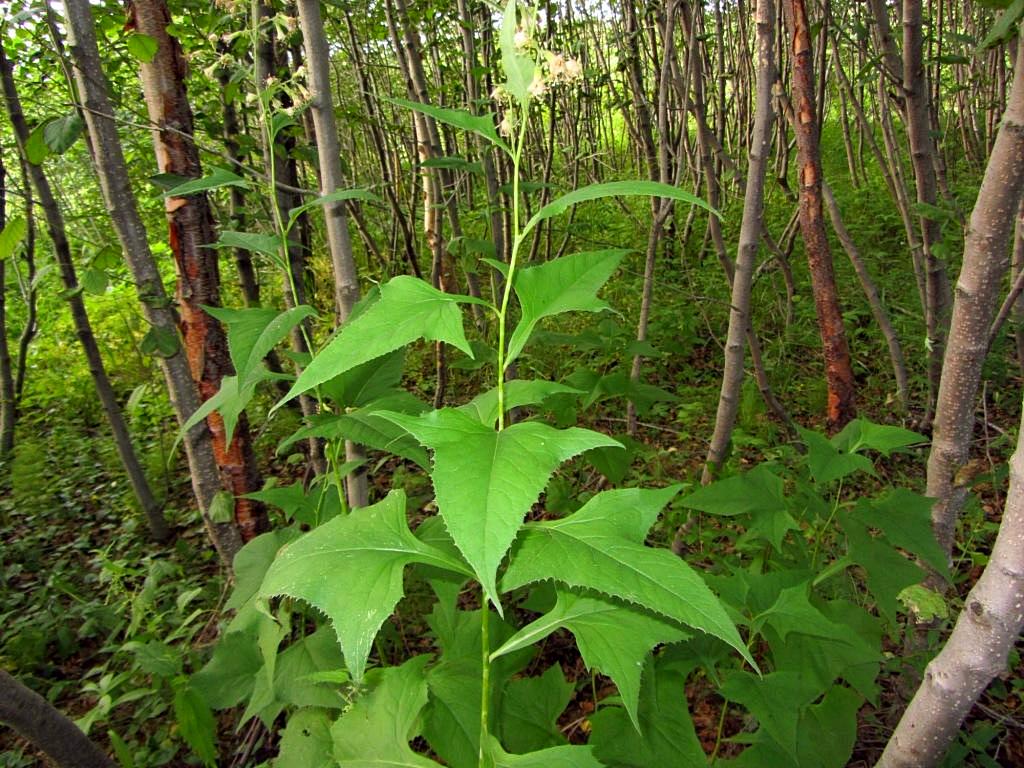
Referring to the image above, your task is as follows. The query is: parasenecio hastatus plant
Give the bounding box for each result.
[190,1,753,765]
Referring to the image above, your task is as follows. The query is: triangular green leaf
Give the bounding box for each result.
[320,350,407,409]
[379,408,619,607]
[277,708,334,768]
[25,123,50,165]
[259,490,472,681]
[279,404,431,470]
[506,250,628,365]
[281,277,475,405]
[754,583,857,645]
[0,217,26,260]
[719,671,821,764]
[502,487,753,667]
[851,490,949,581]
[388,97,507,153]
[831,419,925,457]
[799,427,875,485]
[173,686,218,767]
[126,32,158,62]
[210,230,285,261]
[679,464,786,517]
[839,511,924,628]
[164,167,250,197]
[227,528,301,610]
[42,112,83,154]
[288,188,380,227]
[796,686,862,768]
[191,631,263,710]
[487,737,604,768]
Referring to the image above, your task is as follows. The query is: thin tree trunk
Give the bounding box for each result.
[822,179,908,409]
[216,50,261,307]
[295,0,368,509]
[0,150,16,455]
[1012,199,1024,375]
[126,0,265,541]
[879,408,1024,767]
[784,0,856,431]
[254,0,327,478]
[903,0,951,427]
[703,0,776,482]
[0,40,171,544]
[627,0,678,436]
[63,0,244,560]
[13,154,37,405]
[0,670,115,768]
[925,32,1024,559]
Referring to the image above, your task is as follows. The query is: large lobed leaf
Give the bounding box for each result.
[502,487,754,667]
[379,408,619,608]
[280,277,477,406]
[258,490,471,681]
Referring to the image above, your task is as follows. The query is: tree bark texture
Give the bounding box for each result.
[785,0,856,431]
[126,0,266,542]
[704,0,776,481]
[0,40,171,545]
[0,669,115,768]
[925,31,1024,559]
[880,406,1024,767]
[63,0,247,561]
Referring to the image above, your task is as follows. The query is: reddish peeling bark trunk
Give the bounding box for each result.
[785,0,856,430]
[127,0,265,540]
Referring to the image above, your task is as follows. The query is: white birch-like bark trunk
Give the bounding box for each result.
[926,31,1024,558]
[703,0,776,481]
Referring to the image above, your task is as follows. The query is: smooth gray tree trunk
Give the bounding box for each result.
[295,0,368,509]
[703,0,777,481]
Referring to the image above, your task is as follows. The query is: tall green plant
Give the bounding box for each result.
[192,2,748,765]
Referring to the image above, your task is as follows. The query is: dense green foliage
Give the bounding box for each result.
[1,0,1023,766]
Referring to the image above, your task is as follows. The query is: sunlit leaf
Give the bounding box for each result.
[506,250,628,365]
[379,408,619,607]
[280,277,478,405]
